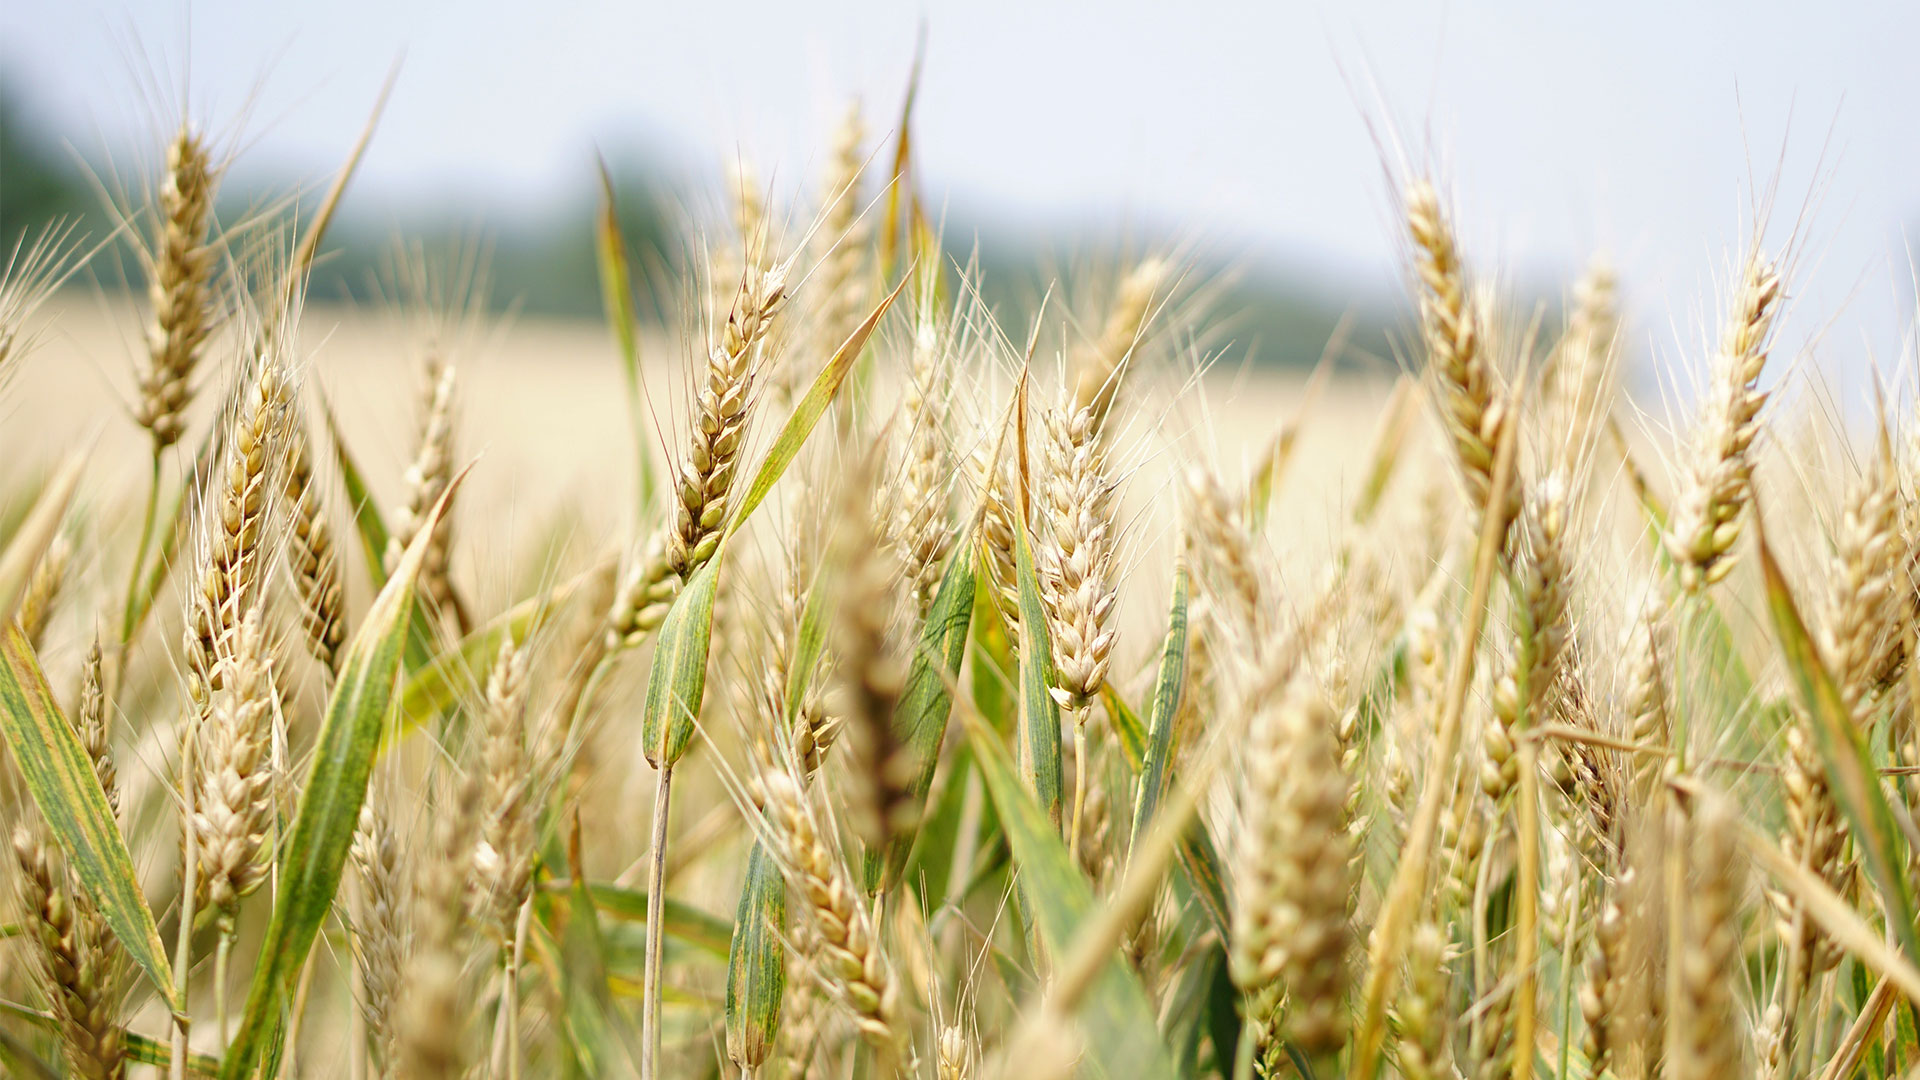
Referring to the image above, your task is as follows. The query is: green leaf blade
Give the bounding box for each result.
[1129,564,1189,856]
[725,840,788,1070]
[641,557,719,770]
[1013,507,1063,830]
[1756,516,1920,966]
[963,709,1178,1079]
[0,627,176,1010]
[876,536,976,884]
[221,471,467,1079]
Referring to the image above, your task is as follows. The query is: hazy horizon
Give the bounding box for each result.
[6,1,1920,392]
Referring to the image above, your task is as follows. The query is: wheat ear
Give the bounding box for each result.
[809,102,870,388]
[671,252,790,578]
[134,127,218,449]
[350,802,406,1072]
[184,355,294,705]
[1071,257,1167,437]
[1406,180,1514,531]
[757,768,902,1057]
[394,776,481,1080]
[190,606,277,926]
[12,827,129,1080]
[1551,258,1620,470]
[1664,251,1783,590]
[474,636,535,947]
[385,352,464,634]
[17,529,71,649]
[831,469,913,866]
[1672,801,1745,1080]
[1229,678,1351,1069]
[284,413,345,677]
[886,293,955,616]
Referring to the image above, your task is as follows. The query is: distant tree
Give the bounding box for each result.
[0,81,90,249]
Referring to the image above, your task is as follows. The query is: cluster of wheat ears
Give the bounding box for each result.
[3,69,1920,1080]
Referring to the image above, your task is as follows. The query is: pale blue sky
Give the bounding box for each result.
[5,0,1918,387]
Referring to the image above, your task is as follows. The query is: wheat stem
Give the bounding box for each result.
[642,763,674,1080]
[1353,363,1525,1076]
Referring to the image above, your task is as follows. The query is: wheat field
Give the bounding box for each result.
[0,72,1914,1080]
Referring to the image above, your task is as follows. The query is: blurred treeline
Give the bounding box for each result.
[0,82,1389,370]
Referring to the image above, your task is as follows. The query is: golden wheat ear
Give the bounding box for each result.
[1664,251,1783,591]
[134,127,220,451]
